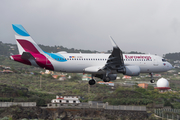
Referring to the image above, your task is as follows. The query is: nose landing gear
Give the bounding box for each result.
[150,79,155,83]
[149,73,155,83]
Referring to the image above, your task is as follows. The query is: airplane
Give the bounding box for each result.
[10,24,173,85]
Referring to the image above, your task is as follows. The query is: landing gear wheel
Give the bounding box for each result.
[89,79,96,85]
[149,73,155,83]
[150,79,155,83]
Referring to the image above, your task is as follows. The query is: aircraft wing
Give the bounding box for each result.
[84,36,124,74]
[103,36,124,70]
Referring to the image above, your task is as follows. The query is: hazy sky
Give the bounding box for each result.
[1,0,180,56]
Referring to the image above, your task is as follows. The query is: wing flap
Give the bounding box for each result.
[84,66,104,73]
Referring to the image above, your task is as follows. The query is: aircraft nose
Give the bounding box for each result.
[167,62,173,70]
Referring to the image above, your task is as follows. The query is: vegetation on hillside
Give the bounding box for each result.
[164,52,180,60]
[0,83,54,106]
[0,41,98,57]
[0,54,180,108]
[0,41,180,118]
[0,73,180,109]
[1,41,177,58]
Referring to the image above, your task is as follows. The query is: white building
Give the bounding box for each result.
[51,96,80,104]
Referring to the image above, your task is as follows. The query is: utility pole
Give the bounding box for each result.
[88,83,90,93]
[40,75,42,89]
[88,82,90,101]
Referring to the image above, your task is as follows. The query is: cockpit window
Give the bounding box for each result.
[162,59,166,62]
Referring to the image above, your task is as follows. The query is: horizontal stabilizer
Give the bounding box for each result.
[21,52,35,60]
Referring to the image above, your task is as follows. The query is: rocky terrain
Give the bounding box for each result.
[0,105,148,120]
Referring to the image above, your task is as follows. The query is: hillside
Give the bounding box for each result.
[0,41,180,119]
[0,83,54,106]
[0,41,98,57]
[0,73,180,108]
[164,52,180,60]
[0,41,149,56]
[1,40,180,61]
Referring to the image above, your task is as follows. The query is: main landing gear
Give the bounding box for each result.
[103,77,110,82]
[149,73,155,83]
[89,79,96,85]
[89,74,96,85]
[103,70,111,82]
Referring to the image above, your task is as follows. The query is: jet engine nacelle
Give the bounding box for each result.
[117,66,140,76]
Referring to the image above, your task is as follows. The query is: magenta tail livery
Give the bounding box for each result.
[10,24,173,85]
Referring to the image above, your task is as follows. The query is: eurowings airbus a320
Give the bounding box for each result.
[10,24,173,85]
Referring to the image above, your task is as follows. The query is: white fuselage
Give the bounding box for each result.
[46,53,172,74]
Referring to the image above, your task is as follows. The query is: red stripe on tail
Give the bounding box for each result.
[17,39,40,53]
[17,39,54,70]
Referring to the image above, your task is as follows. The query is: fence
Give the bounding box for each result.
[105,105,146,111]
[0,102,36,107]
[47,102,146,111]
[154,109,180,119]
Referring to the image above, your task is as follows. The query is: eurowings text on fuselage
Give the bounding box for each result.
[10,24,173,85]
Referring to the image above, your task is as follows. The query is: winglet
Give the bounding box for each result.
[12,24,30,36]
[109,36,118,48]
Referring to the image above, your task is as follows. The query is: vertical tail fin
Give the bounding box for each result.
[11,24,54,70]
[12,24,43,55]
